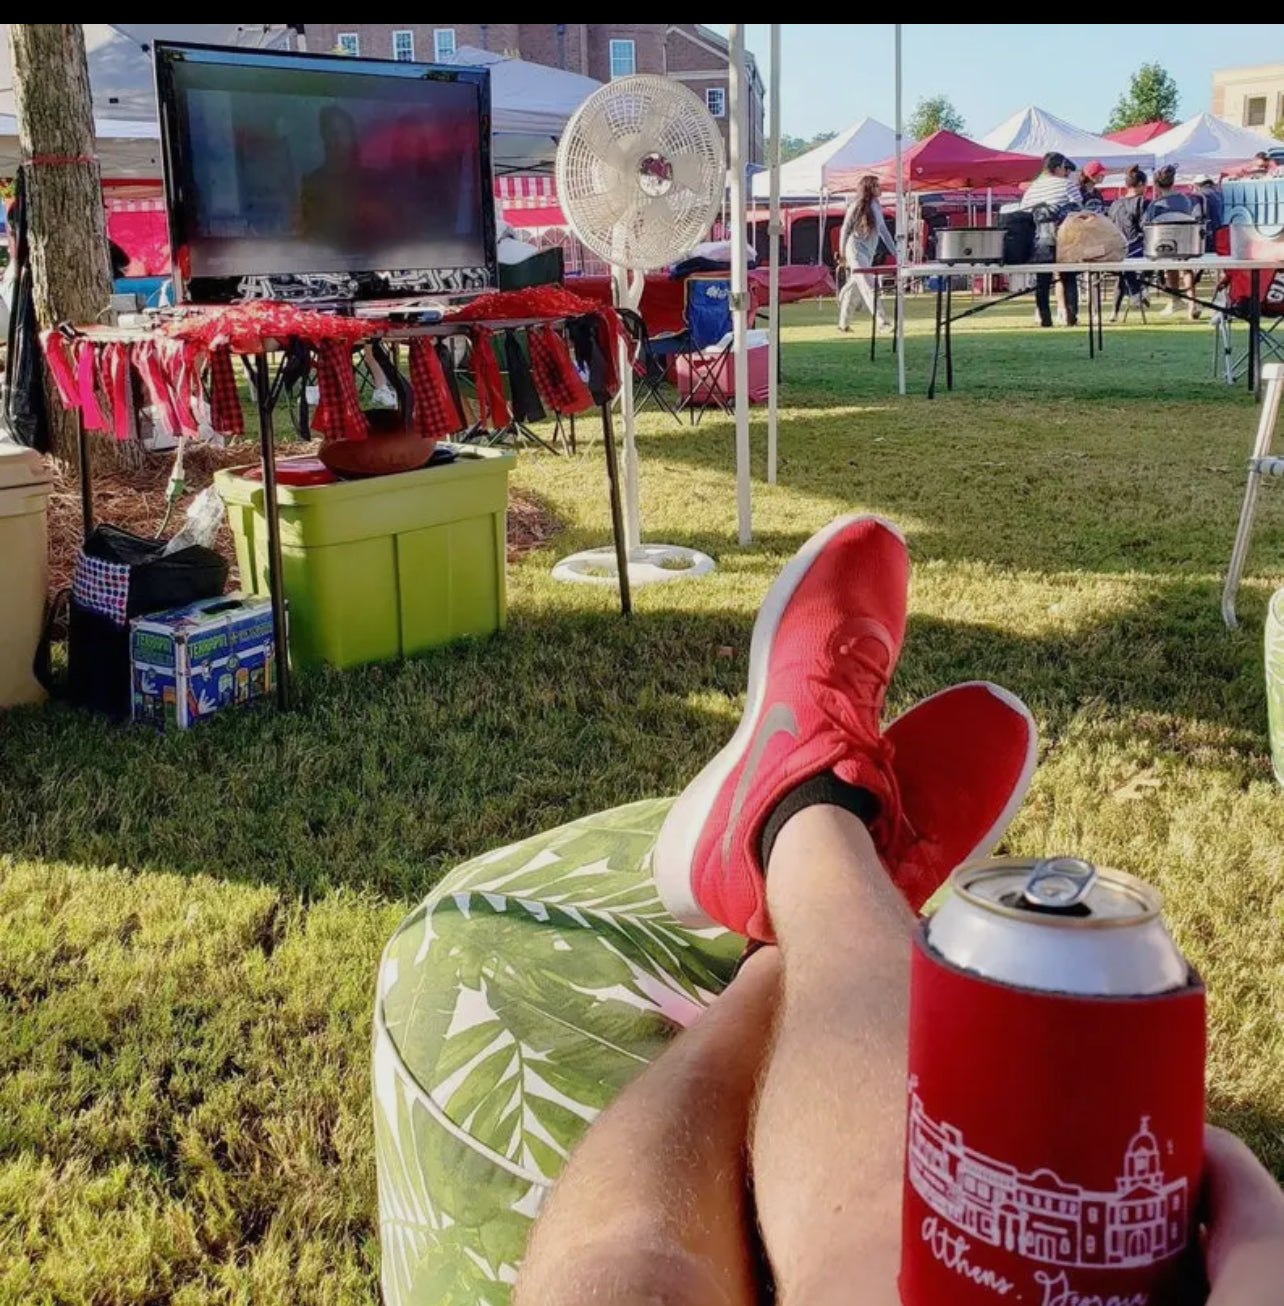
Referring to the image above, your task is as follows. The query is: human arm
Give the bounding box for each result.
[839,203,857,252]
[872,201,895,258]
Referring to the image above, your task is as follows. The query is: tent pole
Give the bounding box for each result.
[767,22,781,485]
[730,24,751,546]
[894,23,906,397]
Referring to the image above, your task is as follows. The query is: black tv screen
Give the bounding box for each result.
[155,42,497,303]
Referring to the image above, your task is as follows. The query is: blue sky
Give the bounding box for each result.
[708,25,1284,140]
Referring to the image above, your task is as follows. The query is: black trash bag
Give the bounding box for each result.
[66,524,228,720]
[3,169,51,452]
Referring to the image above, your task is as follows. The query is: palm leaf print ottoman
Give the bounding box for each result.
[373,798,741,1306]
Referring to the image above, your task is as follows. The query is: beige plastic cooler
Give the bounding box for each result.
[0,440,52,707]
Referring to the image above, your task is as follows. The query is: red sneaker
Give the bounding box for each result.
[654,514,910,940]
[884,681,1038,911]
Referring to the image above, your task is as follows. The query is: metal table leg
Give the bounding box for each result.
[1096,273,1104,352]
[1087,273,1095,360]
[77,411,93,540]
[945,280,954,392]
[927,282,945,400]
[1250,270,1261,400]
[251,352,291,709]
[870,274,878,363]
[598,401,632,616]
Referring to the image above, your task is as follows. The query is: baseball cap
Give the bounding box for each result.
[1081,160,1106,180]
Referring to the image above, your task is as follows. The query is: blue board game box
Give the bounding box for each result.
[130,593,279,730]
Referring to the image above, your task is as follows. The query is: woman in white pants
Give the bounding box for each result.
[837,174,895,332]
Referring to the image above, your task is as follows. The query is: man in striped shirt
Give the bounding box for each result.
[1020,151,1082,327]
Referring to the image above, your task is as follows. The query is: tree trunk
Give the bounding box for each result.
[8,24,113,469]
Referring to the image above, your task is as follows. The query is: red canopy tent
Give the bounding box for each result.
[1104,121,1174,146]
[830,130,1041,192]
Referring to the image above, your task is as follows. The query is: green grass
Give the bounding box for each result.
[2,296,1283,1303]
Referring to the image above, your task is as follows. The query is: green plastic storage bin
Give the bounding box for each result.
[215,445,514,670]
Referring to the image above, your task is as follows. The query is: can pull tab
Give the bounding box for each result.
[1022,857,1098,912]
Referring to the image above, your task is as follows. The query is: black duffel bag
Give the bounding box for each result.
[998,209,1035,265]
[65,524,228,719]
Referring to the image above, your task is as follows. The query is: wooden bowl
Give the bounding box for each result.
[319,428,438,479]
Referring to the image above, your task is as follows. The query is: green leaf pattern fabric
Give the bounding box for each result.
[374,798,739,1305]
[1267,589,1284,786]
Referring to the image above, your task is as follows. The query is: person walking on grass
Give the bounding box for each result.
[1109,165,1149,322]
[1020,151,1082,327]
[1145,164,1201,320]
[514,513,1284,1306]
[837,174,894,334]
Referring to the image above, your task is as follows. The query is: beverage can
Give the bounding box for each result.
[900,856,1206,1306]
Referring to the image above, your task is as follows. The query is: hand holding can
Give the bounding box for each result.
[900,857,1206,1306]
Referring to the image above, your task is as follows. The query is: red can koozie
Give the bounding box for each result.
[901,865,1205,1306]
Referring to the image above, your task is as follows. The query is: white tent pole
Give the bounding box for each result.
[894,22,906,398]
[730,24,751,546]
[767,22,781,486]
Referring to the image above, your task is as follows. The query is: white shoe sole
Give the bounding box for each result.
[653,513,906,927]
[886,680,1039,880]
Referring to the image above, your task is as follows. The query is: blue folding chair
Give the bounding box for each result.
[678,273,734,425]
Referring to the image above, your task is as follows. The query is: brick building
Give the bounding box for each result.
[1212,61,1284,134]
[301,22,764,163]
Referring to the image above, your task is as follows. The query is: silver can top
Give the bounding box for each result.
[957,856,1160,925]
[927,856,1188,995]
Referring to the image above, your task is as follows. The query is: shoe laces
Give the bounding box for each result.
[806,618,910,856]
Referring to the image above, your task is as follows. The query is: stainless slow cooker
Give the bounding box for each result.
[1143,220,1203,260]
[938,227,1006,264]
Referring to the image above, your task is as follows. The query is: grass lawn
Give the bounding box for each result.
[2,296,1283,1303]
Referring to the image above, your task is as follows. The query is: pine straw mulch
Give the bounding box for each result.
[46,440,562,602]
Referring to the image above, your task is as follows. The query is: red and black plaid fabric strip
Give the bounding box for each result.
[207,346,244,437]
[469,328,511,430]
[408,338,463,439]
[311,340,369,441]
[527,325,593,414]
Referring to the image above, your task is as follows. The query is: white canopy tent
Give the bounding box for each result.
[444,46,600,172]
[980,105,1155,170]
[1147,112,1278,177]
[750,116,895,199]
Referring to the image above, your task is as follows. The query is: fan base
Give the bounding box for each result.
[552,543,716,587]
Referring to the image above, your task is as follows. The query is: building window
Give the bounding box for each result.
[706,87,726,118]
[336,31,359,56]
[1085,1236,1096,1254]
[392,30,414,61]
[434,28,456,60]
[1245,95,1267,128]
[609,38,635,79]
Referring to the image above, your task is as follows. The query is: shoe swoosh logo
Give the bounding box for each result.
[722,702,799,864]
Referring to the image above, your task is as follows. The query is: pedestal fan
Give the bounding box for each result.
[551,74,726,588]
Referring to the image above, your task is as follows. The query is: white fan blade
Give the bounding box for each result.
[669,151,714,200]
[579,112,630,180]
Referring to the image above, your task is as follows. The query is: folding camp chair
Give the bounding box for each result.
[633,313,685,426]
[677,273,734,425]
[1212,266,1284,386]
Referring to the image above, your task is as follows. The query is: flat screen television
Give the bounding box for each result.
[154,42,497,303]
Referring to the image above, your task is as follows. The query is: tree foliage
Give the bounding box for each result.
[1105,63,1180,133]
[767,130,839,164]
[908,96,965,140]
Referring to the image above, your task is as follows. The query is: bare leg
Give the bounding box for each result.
[515,948,780,1306]
[751,804,912,1306]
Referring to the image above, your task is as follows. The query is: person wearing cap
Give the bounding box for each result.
[1144,164,1201,320]
[1020,151,1082,328]
[1079,160,1109,214]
